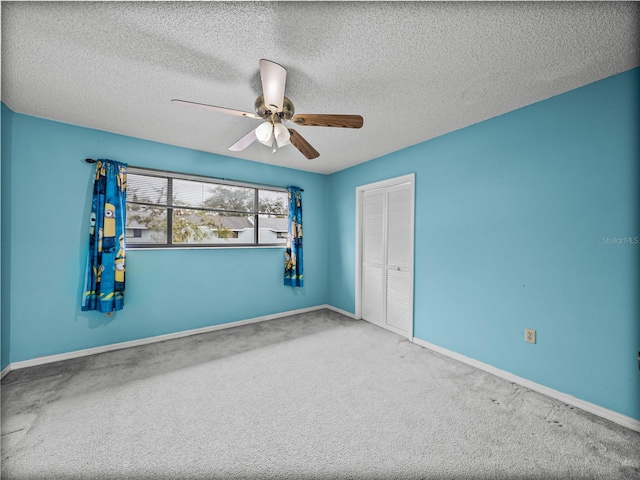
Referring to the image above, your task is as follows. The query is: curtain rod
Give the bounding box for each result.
[85,158,303,192]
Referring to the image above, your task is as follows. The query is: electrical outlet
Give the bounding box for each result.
[525,329,536,344]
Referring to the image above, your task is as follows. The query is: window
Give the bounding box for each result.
[125,167,288,248]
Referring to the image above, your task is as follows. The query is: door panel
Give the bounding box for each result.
[385,269,412,334]
[362,189,386,327]
[384,182,413,336]
[362,190,384,265]
[386,184,413,270]
[362,265,384,326]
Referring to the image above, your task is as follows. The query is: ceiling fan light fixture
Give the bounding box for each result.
[256,122,274,146]
[274,123,291,147]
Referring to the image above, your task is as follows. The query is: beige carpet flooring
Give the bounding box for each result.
[2,309,639,479]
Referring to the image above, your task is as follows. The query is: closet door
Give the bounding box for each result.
[384,183,414,336]
[361,189,385,328]
[359,175,414,339]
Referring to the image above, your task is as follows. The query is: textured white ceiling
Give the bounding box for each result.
[2,2,639,174]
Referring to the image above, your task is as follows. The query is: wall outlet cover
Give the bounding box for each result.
[525,329,536,344]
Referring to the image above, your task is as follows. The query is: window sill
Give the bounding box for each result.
[126,245,287,251]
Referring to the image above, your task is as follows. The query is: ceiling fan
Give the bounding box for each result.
[171,59,363,160]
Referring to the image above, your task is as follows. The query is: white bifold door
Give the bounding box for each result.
[359,174,414,338]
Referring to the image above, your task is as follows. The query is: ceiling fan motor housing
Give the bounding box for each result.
[254,94,295,123]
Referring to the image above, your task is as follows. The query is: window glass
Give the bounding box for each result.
[127,174,168,205]
[259,190,287,215]
[258,214,287,245]
[172,209,254,244]
[125,205,167,244]
[172,180,255,212]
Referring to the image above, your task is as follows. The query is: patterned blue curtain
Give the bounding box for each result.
[284,186,303,287]
[82,159,128,313]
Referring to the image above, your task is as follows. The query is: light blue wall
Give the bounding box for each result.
[6,113,328,363]
[1,103,14,370]
[327,68,639,420]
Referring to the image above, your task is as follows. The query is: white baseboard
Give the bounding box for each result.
[325,304,357,319]
[412,337,640,433]
[6,305,329,373]
[1,365,10,380]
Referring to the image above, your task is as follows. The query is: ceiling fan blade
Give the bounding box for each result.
[288,129,320,159]
[228,128,258,151]
[259,59,286,112]
[171,99,260,119]
[291,114,363,128]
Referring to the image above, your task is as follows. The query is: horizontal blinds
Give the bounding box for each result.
[127,171,288,215]
[127,166,288,193]
[127,173,168,205]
